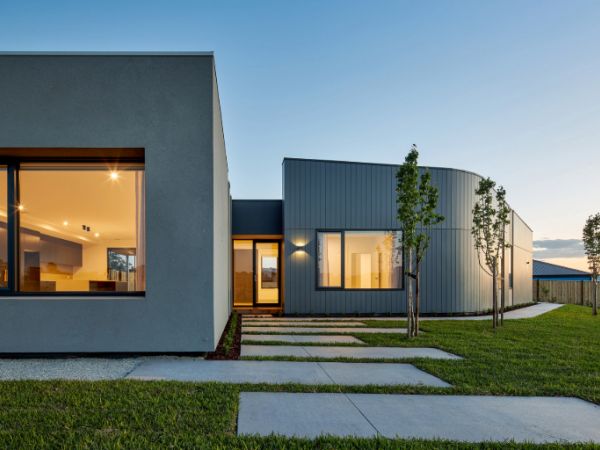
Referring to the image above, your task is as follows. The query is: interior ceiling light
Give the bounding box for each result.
[110,171,119,180]
[63,220,69,226]
[17,205,24,211]
[94,232,100,238]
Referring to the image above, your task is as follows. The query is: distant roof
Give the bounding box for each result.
[533,259,591,277]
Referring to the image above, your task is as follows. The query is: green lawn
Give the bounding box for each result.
[1,305,598,449]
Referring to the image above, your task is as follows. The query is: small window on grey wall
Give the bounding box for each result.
[317,231,342,287]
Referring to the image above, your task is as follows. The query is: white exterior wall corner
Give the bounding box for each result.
[212,60,232,348]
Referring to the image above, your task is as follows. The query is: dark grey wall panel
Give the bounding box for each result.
[232,200,283,235]
[283,158,532,314]
[0,54,226,352]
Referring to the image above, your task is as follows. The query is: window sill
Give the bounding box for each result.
[316,288,404,292]
[0,294,145,301]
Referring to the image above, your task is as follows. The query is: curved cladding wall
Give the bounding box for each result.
[283,158,533,314]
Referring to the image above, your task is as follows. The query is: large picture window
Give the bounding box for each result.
[0,161,145,295]
[317,230,402,290]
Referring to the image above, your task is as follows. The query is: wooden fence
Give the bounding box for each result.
[533,279,597,306]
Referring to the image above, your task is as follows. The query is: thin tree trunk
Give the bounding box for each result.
[593,279,598,316]
[414,264,420,337]
[500,243,505,326]
[492,265,498,329]
[406,248,413,338]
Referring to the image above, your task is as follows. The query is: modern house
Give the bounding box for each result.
[0,53,533,354]
[233,159,533,316]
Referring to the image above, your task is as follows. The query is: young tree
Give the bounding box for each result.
[583,213,600,316]
[396,145,444,337]
[471,178,511,329]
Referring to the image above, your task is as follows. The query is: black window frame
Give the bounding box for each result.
[315,229,404,291]
[0,156,145,297]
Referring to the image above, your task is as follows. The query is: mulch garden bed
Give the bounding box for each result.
[206,312,241,360]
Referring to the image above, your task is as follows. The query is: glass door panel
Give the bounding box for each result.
[233,240,253,306]
[255,242,279,305]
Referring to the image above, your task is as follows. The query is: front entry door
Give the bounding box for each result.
[233,239,281,308]
[254,241,280,306]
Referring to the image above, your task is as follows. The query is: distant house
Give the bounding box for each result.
[533,260,593,281]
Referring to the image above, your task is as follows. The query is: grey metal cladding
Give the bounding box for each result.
[232,200,283,235]
[283,158,533,314]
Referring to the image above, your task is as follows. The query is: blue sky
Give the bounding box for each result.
[1,0,599,267]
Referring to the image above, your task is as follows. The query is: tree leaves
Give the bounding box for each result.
[583,213,600,276]
[396,144,445,261]
[471,177,511,274]
[582,213,600,315]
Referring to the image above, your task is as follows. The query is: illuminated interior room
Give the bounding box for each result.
[9,164,145,292]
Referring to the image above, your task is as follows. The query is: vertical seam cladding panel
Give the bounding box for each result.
[282,159,530,314]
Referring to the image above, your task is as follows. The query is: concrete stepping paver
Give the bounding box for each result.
[242,326,406,334]
[242,334,365,344]
[241,345,461,360]
[321,362,449,387]
[238,392,377,438]
[126,358,450,386]
[242,345,310,357]
[237,393,600,443]
[243,321,367,327]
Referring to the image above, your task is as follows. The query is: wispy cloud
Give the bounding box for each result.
[533,239,584,258]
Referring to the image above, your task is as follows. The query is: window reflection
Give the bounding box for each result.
[345,231,402,289]
[317,232,342,287]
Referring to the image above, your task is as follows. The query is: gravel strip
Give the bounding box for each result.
[0,357,144,380]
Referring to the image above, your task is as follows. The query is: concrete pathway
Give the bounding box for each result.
[244,316,397,322]
[242,334,365,344]
[242,326,406,334]
[242,303,563,322]
[241,345,462,360]
[127,358,450,387]
[242,321,367,327]
[421,302,564,321]
[238,393,600,443]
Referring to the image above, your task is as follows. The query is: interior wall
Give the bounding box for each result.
[74,239,136,281]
